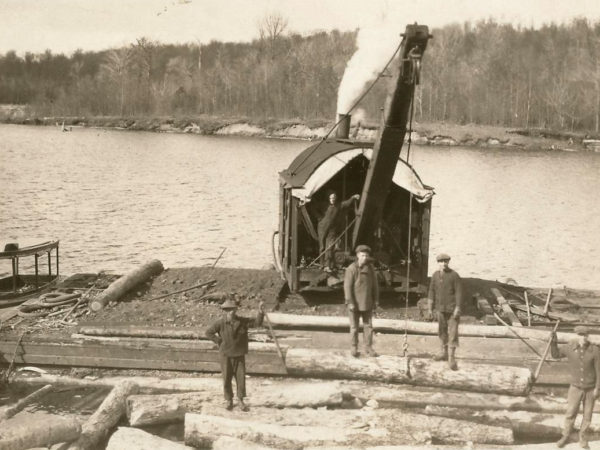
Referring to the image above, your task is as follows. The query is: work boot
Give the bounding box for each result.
[238,399,249,412]
[433,345,448,361]
[556,435,568,448]
[225,400,233,411]
[365,347,378,357]
[351,347,359,357]
[448,347,458,371]
[579,437,590,449]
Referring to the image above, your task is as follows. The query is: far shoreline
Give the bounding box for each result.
[2,109,600,153]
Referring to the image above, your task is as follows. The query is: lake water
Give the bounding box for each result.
[1,124,599,290]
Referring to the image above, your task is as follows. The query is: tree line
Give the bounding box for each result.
[1,18,599,132]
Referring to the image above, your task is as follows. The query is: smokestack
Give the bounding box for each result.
[336,114,351,139]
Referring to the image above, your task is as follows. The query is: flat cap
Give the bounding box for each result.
[574,326,590,336]
[436,253,451,261]
[221,299,238,310]
[355,244,371,254]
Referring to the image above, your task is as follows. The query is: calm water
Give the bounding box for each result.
[1,124,599,289]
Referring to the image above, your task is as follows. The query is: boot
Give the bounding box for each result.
[448,347,458,371]
[579,437,590,449]
[238,398,249,412]
[351,346,359,358]
[224,400,233,411]
[433,345,448,361]
[365,346,378,357]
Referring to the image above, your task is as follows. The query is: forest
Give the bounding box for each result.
[1,17,599,132]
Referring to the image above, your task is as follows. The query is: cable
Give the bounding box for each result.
[291,40,405,176]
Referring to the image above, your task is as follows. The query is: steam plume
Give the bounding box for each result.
[336,13,403,116]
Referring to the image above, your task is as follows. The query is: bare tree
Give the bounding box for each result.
[101,48,132,116]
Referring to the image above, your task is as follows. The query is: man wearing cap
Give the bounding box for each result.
[318,191,360,272]
[427,253,462,370]
[344,244,379,357]
[206,298,265,411]
[554,326,600,449]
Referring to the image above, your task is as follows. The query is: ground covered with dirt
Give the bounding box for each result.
[0,264,539,339]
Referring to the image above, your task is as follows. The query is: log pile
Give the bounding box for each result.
[8,372,591,448]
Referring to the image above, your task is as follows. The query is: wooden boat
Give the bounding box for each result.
[275,24,433,296]
[0,240,60,305]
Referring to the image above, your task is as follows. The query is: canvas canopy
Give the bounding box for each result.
[284,146,434,203]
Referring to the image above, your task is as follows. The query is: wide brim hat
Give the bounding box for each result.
[221,299,238,310]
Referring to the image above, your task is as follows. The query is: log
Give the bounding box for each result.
[68,380,138,450]
[0,412,81,450]
[285,348,532,395]
[266,312,596,344]
[184,408,513,447]
[90,260,164,311]
[0,384,52,421]
[424,405,600,439]
[212,436,274,450]
[106,427,193,450]
[349,384,574,413]
[127,381,343,426]
[492,288,522,326]
[77,325,209,340]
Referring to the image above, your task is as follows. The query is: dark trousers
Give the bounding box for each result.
[349,309,373,349]
[562,385,596,439]
[437,311,459,348]
[320,233,337,269]
[220,355,246,401]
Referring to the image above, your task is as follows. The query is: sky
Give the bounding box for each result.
[1,0,600,55]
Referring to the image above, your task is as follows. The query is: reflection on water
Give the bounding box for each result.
[1,124,599,289]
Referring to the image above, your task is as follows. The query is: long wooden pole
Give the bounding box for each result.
[543,288,553,316]
[264,312,286,367]
[492,312,542,358]
[533,320,561,382]
[524,291,531,327]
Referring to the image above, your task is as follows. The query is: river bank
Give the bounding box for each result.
[2,106,600,152]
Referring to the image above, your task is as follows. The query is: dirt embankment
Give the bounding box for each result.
[2,108,599,152]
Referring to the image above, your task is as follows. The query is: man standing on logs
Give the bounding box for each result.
[427,253,463,370]
[318,191,360,272]
[344,244,379,358]
[206,299,265,411]
[555,326,600,449]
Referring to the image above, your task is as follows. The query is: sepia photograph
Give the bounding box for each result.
[1,0,600,448]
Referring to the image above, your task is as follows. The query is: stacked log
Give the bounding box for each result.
[266,312,596,344]
[68,380,138,450]
[184,407,514,447]
[0,413,81,450]
[127,381,343,426]
[106,427,193,450]
[424,405,600,439]
[285,348,532,395]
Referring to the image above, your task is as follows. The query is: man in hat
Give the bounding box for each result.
[344,244,379,357]
[555,326,600,449]
[206,298,265,411]
[318,191,360,272]
[427,253,463,370]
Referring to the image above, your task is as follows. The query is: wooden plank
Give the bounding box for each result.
[509,302,579,322]
[491,288,522,326]
[0,337,286,375]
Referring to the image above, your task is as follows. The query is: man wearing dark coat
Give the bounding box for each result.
[344,244,379,357]
[206,298,264,411]
[427,253,462,370]
[317,191,360,272]
[555,326,600,449]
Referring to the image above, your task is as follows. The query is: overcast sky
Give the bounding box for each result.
[2,0,600,55]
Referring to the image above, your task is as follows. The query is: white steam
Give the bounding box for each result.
[336,12,405,116]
